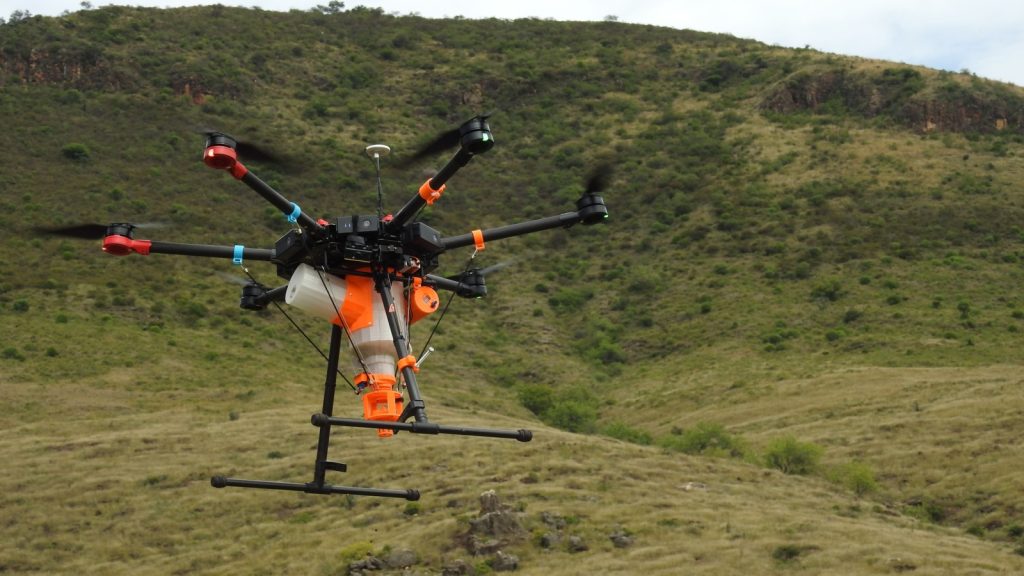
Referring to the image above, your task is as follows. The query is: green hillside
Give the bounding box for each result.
[2,5,1024,574]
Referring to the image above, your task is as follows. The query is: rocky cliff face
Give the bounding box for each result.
[761,66,1024,133]
[0,47,104,87]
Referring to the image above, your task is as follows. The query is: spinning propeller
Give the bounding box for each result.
[398,114,494,166]
[198,129,288,167]
[34,222,165,240]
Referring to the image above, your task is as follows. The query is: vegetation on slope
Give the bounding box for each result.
[2,4,1024,573]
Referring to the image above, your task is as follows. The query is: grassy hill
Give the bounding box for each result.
[2,5,1024,574]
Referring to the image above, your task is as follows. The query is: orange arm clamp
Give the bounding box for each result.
[472,229,485,251]
[418,180,445,205]
[397,355,419,373]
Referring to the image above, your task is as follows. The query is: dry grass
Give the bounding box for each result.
[2,366,1023,575]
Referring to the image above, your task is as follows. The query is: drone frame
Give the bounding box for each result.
[97,116,608,500]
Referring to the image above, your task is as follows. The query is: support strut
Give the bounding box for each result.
[211,324,418,500]
[312,414,532,442]
[373,269,428,423]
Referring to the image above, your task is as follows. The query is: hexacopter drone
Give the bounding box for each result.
[44,116,609,501]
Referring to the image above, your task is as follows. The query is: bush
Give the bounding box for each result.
[810,279,844,302]
[338,541,377,564]
[544,401,597,433]
[518,384,554,416]
[520,384,600,433]
[602,422,653,445]
[764,436,823,475]
[825,329,844,342]
[829,461,878,495]
[842,309,863,324]
[658,422,746,458]
[61,143,91,161]
[547,287,594,312]
[2,347,25,361]
[762,325,799,352]
[772,544,818,562]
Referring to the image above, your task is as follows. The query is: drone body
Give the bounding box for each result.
[48,116,609,500]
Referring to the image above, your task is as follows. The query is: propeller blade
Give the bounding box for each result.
[199,129,287,166]
[33,222,166,240]
[234,140,285,165]
[399,128,461,166]
[34,223,108,239]
[213,271,252,287]
[478,260,514,276]
[445,260,513,282]
[398,113,494,166]
[584,163,614,195]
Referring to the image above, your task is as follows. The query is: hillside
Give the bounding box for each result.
[2,5,1024,574]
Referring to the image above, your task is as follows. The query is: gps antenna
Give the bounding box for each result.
[366,144,391,221]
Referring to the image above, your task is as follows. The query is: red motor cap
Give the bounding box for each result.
[203,145,237,170]
[102,235,151,256]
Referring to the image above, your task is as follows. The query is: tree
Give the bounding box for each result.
[315,1,345,14]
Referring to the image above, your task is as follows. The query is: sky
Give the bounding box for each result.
[3,0,1023,87]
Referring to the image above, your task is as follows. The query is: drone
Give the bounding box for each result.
[43,116,609,501]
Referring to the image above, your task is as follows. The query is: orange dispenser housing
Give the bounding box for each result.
[360,374,403,438]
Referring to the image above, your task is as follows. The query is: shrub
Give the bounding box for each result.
[764,436,823,475]
[829,462,878,495]
[547,287,593,312]
[602,422,653,445]
[544,401,597,433]
[338,541,376,564]
[179,301,208,319]
[573,317,626,365]
[517,384,554,416]
[762,325,799,352]
[905,499,947,524]
[658,422,746,458]
[810,279,844,302]
[842,309,863,324]
[772,544,818,562]
[61,143,91,161]
[11,299,29,312]
[2,347,25,361]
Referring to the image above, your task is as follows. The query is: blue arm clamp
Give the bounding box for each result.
[233,245,244,265]
[287,203,301,223]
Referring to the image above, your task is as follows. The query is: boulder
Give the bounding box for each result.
[567,535,589,553]
[441,559,476,576]
[609,527,633,549]
[491,551,519,572]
